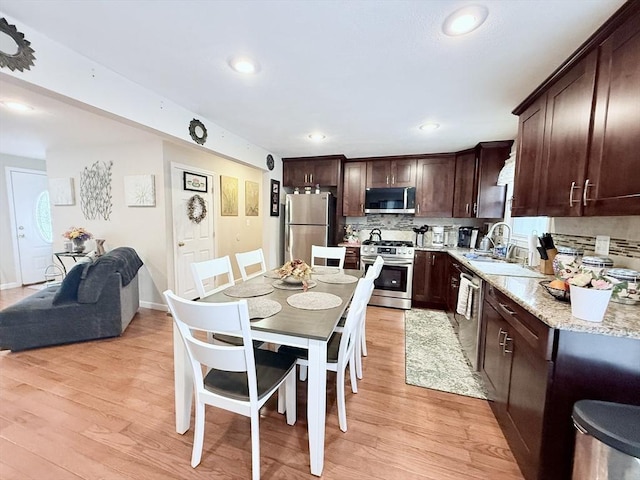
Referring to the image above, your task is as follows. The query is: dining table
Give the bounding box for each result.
[172,267,363,477]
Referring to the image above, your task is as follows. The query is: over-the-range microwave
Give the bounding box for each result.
[364,187,416,214]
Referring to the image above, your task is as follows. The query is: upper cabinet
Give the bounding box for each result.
[415,156,455,217]
[512,2,640,217]
[366,158,416,188]
[453,141,513,218]
[342,161,367,217]
[282,155,344,188]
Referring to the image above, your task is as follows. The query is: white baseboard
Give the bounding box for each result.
[140,300,167,311]
[0,282,20,291]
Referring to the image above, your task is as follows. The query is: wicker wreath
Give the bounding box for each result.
[187,194,207,224]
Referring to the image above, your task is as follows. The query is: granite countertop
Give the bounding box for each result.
[446,249,640,340]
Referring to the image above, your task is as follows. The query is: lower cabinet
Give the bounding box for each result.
[343,246,360,270]
[412,250,447,309]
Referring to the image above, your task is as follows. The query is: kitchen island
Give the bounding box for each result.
[443,248,640,480]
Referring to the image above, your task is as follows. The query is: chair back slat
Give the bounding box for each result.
[338,277,374,360]
[366,255,384,280]
[191,256,235,297]
[235,248,267,282]
[311,245,346,269]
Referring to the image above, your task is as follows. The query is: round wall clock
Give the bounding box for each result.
[0,18,36,72]
[188,118,208,145]
[266,154,275,171]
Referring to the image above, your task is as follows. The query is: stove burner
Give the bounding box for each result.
[362,240,414,247]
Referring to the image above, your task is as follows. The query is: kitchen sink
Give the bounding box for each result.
[468,260,544,278]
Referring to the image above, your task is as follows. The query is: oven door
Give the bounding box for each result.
[362,257,413,309]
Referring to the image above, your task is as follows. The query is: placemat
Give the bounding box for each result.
[287,292,343,310]
[223,283,274,298]
[247,298,282,319]
[312,266,341,275]
[315,273,358,284]
[272,279,317,290]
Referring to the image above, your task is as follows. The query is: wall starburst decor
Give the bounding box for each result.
[0,18,36,72]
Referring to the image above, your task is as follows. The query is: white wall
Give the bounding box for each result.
[0,154,46,288]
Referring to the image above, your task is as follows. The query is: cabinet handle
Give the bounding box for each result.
[473,203,477,214]
[431,255,435,266]
[416,204,420,214]
[499,302,517,316]
[304,174,308,183]
[503,335,513,355]
[360,203,364,213]
[465,203,470,214]
[391,175,395,184]
[498,328,508,345]
[583,179,594,206]
[386,175,389,185]
[310,173,313,184]
[569,181,579,207]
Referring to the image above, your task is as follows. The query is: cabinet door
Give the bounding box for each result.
[586,11,640,216]
[310,159,339,187]
[412,251,446,307]
[412,251,429,303]
[415,157,454,217]
[342,162,367,216]
[429,252,447,305]
[476,143,511,218]
[343,246,360,270]
[366,160,393,187]
[538,51,597,216]
[512,97,546,217]
[391,159,417,187]
[482,302,511,405]
[452,151,476,218]
[283,160,309,187]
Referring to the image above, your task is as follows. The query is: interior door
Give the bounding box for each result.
[8,169,53,284]
[172,165,216,299]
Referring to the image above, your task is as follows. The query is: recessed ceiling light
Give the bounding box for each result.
[228,56,260,74]
[1,100,34,112]
[419,123,440,131]
[308,133,326,141]
[442,5,489,36]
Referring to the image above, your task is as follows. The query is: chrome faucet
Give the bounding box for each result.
[486,222,512,259]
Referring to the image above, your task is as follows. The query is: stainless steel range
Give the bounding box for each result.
[360,240,414,309]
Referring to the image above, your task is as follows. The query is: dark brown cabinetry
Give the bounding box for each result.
[342,161,367,216]
[412,250,447,308]
[453,141,513,219]
[282,155,343,188]
[512,2,640,217]
[343,245,360,270]
[415,156,455,217]
[366,158,416,188]
[481,284,553,480]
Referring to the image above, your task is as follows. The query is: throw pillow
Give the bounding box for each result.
[52,263,84,305]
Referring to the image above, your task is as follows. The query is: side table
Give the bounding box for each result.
[53,251,88,274]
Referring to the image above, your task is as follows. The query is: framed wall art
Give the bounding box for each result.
[270,179,280,217]
[245,180,259,216]
[49,177,75,206]
[221,175,238,216]
[124,174,156,207]
[183,171,207,192]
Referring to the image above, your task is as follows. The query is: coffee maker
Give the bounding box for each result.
[458,227,475,248]
[431,226,444,247]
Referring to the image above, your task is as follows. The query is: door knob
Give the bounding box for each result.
[178,241,185,247]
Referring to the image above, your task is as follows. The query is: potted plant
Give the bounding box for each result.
[567,269,614,322]
[62,227,93,253]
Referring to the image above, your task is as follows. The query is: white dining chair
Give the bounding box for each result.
[311,245,346,269]
[279,276,374,432]
[163,290,297,480]
[190,256,235,298]
[235,248,267,282]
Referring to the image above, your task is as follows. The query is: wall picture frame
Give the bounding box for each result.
[124,174,156,207]
[183,171,208,192]
[270,179,280,217]
[221,175,238,216]
[49,177,75,205]
[245,180,259,216]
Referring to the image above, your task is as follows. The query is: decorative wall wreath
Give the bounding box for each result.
[0,18,36,72]
[187,194,207,224]
[188,118,208,145]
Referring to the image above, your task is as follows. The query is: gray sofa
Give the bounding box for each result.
[0,247,143,351]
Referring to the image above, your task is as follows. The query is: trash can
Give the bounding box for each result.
[572,400,640,479]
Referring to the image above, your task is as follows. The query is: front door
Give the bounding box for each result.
[7,168,53,284]
[171,165,216,299]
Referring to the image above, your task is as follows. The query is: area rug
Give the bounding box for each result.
[405,308,487,400]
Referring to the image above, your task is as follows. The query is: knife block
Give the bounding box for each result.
[539,248,557,275]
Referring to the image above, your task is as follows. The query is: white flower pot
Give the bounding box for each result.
[569,285,612,322]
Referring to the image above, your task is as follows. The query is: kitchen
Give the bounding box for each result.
[1,1,639,479]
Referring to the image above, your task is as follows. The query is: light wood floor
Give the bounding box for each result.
[0,287,524,479]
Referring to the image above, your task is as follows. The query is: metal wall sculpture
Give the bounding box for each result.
[80,161,113,220]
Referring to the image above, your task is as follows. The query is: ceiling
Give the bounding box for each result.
[0,0,626,161]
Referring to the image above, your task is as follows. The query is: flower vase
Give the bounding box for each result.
[72,238,86,253]
[569,285,612,322]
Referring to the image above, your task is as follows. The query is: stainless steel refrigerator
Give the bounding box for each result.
[284,193,336,265]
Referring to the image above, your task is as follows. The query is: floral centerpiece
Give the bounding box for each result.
[276,259,313,291]
[564,266,614,322]
[62,227,93,252]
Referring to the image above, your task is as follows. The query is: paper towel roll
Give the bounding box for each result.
[528,234,540,267]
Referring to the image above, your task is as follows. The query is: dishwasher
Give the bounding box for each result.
[453,270,484,371]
